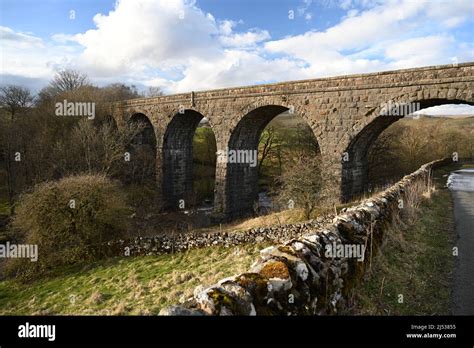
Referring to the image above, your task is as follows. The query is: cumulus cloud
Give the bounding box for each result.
[1,0,473,94]
[165,51,308,93]
[0,26,44,48]
[56,0,294,91]
[264,0,474,76]
[0,26,80,82]
[384,35,457,68]
[424,0,474,28]
[72,0,220,76]
[220,29,271,49]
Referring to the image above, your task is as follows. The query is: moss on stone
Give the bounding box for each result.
[259,261,290,279]
[207,288,239,314]
[236,272,266,287]
[235,272,268,298]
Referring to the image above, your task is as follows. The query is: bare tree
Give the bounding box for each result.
[0,86,34,214]
[53,118,145,178]
[146,86,164,97]
[275,156,336,220]
[101,83,141,102]
[0,86,34,120]
[50,69,89,93]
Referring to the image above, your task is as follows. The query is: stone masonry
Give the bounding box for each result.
[111,63,474,218]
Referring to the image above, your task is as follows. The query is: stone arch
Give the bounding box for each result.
[341,96,474,201]
[162,109,216,209]
[127,112,157,185]
[224,104,321,218]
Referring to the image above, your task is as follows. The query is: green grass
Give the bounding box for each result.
[350,166,458,315]
[0,242,269,315]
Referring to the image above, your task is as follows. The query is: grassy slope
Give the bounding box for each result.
[0,243,268,315]
[350,164,463,315]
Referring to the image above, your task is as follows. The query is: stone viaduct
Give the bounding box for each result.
[111,62,474,219]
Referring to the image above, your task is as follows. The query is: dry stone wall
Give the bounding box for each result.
[105,216,334,257]
[159,159,451,316]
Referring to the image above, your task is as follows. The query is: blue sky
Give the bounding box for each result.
[0,0,348,40]
[1,0,474,104]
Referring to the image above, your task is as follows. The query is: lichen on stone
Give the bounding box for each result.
[259,260,290,279]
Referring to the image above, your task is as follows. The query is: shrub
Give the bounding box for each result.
[8,174,129,280]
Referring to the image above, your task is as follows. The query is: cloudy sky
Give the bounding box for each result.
[1,0,473,108]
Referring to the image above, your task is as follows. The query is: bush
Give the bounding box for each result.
[7,174,129,280]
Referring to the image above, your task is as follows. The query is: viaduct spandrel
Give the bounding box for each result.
[111,63,474,219]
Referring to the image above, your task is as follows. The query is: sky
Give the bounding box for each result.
[0,0,474,114]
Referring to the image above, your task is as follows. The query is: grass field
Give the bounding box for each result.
[0,242,269,315]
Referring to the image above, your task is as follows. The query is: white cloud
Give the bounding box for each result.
[339,0,353,10]
[51,33,77,44]
[1,0,473,95]
[218,20,236,36]
[55,0,287,91]
[266,1,426,57]
[0,26,80,81]
[415,104,474,116]
[264,0,474,77]
[72,0,220,77]
[0,26,44,48]
[220,29,270,48]
[383,35,474,70]
[159,50,308,93]
[425,0,474,28]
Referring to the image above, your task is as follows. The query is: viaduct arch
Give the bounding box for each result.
[111,63,474,219]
